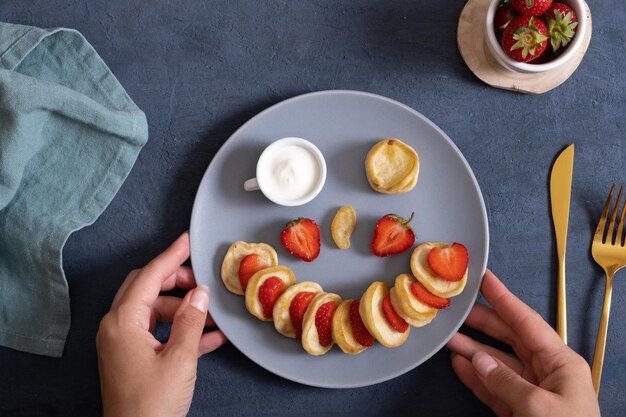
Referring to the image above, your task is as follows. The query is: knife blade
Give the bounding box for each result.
[550,144,575,345]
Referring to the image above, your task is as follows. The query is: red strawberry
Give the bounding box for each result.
[349,300,374,347]
[258,277,286,319]
[289,291,316,340]
[382,294,409,333]
[280,217,320,262]
[545,2,578,51]
[511,0,552,16]
[427,242,469,282]
[371,213,416,257]
[315,301,337,347]
[502,16,549,62]
[494,2,516,33]
[410,282,451,309]
[238,254,268,292]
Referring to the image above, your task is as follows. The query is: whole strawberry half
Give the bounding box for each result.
[494,2,516,34]
[371,213,416,257]
[280,217,320,262]
[511,0,552,16]
[502,16,548,62]
[545,2,578,51]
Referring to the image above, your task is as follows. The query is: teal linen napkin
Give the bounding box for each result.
[0,22,148,357]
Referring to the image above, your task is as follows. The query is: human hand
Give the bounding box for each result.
[447,270,600,417]
[96,231,227,417]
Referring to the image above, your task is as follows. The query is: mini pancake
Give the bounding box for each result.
[221,241,278,295]
[359,281,410,348]
[301,292,342,356]
[389,274,437,327]
[365,138,419,194]
[332,299,369,355]
[411,242,467,298]
[245,265,296,321]
[272,281,323,338]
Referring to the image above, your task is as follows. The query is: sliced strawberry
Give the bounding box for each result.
[349,300,374,347]
[238,254,268,292]
[427,242,469,282]
[315,301,337,347]
[280,218,321,262]
[410,281,451,309]
[382,294,409,333]
[371,213,416,257]
[289,291,316,340]
[258,277,286,319]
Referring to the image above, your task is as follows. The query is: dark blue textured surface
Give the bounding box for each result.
[1,0,624,416]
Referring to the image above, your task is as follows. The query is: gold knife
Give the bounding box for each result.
[550,144,575,345]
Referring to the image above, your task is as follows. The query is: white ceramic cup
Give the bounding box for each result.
[485,0,587,73]
[243,137,327,206]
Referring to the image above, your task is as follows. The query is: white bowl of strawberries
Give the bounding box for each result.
[485,0,587,73]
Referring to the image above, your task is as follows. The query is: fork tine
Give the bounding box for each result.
[617,185,626,246]
[596,184,616,241]
[607,185,623,244]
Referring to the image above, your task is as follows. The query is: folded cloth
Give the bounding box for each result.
[0,23,148,357]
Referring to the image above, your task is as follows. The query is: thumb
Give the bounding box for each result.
[165,285,210,359]
[472,351,540,409]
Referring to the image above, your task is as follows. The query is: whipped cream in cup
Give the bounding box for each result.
[243,137,326,206]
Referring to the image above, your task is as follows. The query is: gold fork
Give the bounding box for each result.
[591,184,626,395]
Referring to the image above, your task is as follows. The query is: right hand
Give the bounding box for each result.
[447,270,600,417]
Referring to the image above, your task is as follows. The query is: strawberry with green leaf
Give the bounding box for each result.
[545,2,578,51]
[502,16,549,63]
[280,217,321,262]
[371,213,416,257]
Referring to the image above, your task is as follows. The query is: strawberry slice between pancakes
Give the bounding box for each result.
[289,291,316,340]
[410,281,450,309]
[382,294,409,333]
[315,301,337,347]
[258,277,286,319]
[349,300,374,347]
[238,254,268,292]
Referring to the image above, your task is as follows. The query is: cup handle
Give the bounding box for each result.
[243,178,260,191]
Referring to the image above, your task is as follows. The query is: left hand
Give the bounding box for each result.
[96,231,227,417]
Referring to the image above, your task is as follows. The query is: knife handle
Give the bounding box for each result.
[556,260,567,345]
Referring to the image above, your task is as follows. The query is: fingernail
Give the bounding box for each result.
[190,285,210,313]
[450,352,457,360]
[472,351,498,377]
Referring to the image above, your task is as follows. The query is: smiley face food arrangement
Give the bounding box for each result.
[220,138,470,356]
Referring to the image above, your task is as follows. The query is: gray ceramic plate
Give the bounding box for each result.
[190,90,489,388]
